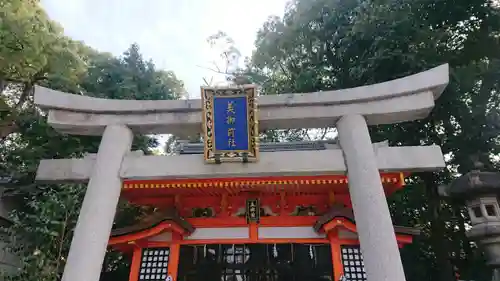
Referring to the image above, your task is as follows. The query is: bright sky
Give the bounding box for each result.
[40,0,288,98]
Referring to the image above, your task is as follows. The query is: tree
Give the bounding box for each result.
[3,185,84,281]
[0,0,87,141]
[82,43,185,101]
[248,0,500,280]
[0,3,186,280]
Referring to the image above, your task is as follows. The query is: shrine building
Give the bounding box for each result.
[109,141,419,281]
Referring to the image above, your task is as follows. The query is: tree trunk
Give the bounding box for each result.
[423,172,455,281]
[0,78,6,94]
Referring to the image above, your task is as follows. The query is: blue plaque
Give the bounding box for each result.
[213,96,249,151]
[201,86,259,163]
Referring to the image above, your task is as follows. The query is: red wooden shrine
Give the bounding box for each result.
[109,172,418,281]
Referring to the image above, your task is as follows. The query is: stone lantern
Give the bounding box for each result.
[439,164,500,280]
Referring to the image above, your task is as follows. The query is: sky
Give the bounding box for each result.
[40,0,289,98]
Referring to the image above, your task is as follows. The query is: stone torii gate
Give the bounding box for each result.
[34,64,449,281]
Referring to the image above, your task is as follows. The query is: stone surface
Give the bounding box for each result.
[35,145,445,182]
[337,114,406,281]
[480,235,500,267]
[445,171,500,198]
[467,222,500,240]
[34,64,448,136]
[442,168,500,280]
[494,269,500,281]
[61,125,133,281]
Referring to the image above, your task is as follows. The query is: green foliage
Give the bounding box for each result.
[248,0,500,280]
[1,185,85,281]
[0,0,87,141]
[82,43,185,101]
[0,2,186,281]
[0,0,85,85]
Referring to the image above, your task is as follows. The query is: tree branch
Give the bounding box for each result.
[196,65,232,75]
[318,128,329,140]
[14,81,34,110]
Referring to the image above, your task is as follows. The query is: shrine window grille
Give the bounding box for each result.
[138,247,170,281]
[340,245,366,281]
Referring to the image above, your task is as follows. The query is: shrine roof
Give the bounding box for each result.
[111,208,194,238]
[177,140,389,154]
[313,204,420,236]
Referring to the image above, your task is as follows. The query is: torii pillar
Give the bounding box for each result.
[61,125,133,281]
[338,115,406,281]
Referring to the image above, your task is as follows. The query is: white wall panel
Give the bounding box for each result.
[258,227,325,239]
[185,227,249,240]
